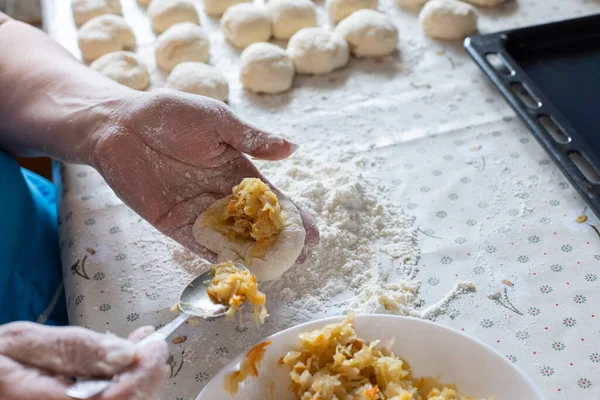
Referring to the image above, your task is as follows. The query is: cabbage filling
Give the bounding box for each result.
[206,262,268,326]
[206,178,284,258]
[281,315,493,400]
[224,341,271,394]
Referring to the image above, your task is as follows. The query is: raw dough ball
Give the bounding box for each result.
[394,0,428,9]
[419,0,477,40]
[267,0,317,40]
[193,197,306,281]
[155,22,209,72]
[287,28,349,75]
[137,0,151,7]
[202,0,251,16]
[325,0,377,23]
[166,62,229,102]
[240,42,295,94]
[78,15,135,62]
[90,51,150,90]
[461,0,506,6]
[71,0,122,26]
[334,9,398,57]
[220,3,272,49]
[148,0,199,34]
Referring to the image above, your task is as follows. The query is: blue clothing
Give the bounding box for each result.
[0,151,67,325]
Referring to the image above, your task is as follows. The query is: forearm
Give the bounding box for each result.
[0,13,134,164]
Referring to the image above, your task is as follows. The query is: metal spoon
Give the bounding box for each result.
[66,263,249,399]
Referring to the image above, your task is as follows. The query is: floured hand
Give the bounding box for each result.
[0,323,168,400]
[90,90,319,262]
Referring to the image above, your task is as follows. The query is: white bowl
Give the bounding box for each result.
[197,315,546,400]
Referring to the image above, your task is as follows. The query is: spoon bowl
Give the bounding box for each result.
[177,263,249,318]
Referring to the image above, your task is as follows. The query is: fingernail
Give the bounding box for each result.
[289,142,300,153]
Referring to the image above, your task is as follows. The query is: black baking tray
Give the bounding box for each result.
[464,14,600,217]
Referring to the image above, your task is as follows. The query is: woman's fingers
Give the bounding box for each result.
[127,326,156,343]
[0,354,73,400]
[0,322,136,377]
[100,339,169,400]
[216,105,298,161]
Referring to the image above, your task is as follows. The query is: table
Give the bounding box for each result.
[48,0,600,398]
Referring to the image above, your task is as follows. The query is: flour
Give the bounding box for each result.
[198,144,471,331]
[172,247,211,275]
[169,137,475,331]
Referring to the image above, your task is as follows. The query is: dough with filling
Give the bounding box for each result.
[193,178,305,281]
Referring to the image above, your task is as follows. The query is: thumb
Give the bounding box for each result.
[218,108,298,160]
[0,322,136,377]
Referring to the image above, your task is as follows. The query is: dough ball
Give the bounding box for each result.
[71,0,122,26]
[202,0,251,15]
[148,0,199,34]
[287,28,349,75]
[166,62,229,102]
[220,3,272,49]
[419,0,477,40]
[155,22,209,72]
[137,0,151,7]
[240,42,295,94]
[394,0,427,9]
[334,9,398,57]
[193,197,306,281]
[90,51,150,90]
[325,0,377,23]
[267,0,317,40]
[78,15,135,62]
[461,0,506,6]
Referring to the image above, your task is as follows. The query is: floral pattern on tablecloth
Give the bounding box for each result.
[372,120,600,398]
[49,0,600,398]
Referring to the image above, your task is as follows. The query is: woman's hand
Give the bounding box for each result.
[90,90,319,261]
[0,16,319,261]
[0,322,168,400]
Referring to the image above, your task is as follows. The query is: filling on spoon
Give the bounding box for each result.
[206,261,268,326]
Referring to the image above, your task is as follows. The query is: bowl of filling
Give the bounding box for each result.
[196,314,546,400]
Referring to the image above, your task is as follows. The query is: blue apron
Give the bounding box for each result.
[0,151,67,325]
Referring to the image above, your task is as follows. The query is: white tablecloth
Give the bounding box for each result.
[49,0,600,398]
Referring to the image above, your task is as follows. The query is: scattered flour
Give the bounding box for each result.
[172,145,476,332]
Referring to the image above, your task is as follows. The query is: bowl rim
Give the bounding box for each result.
[198,314,547,399]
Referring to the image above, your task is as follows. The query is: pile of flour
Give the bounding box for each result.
[173,145,474,331]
